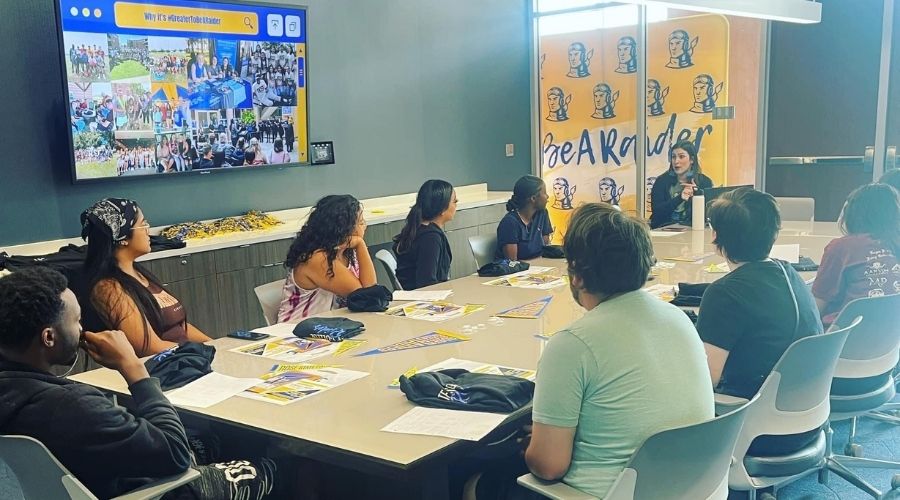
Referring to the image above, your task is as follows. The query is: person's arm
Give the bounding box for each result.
[497,216,519,260]
[92,280,177,356]
[526,331,589,480]
[650,178,686,228]
[810,239,845,318]
[542,211,555,245]
[704,342,730,387]
[65,330,192,480]
[695,284,741,389]
[298,238,376,297]
[413,232,444,289]
[525,423,577,480]
[185,323,211,343]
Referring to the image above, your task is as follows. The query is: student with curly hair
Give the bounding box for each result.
[277,195,377,323]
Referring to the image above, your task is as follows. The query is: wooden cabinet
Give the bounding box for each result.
[445,226,480,279]
[143,251,216,283]
[216,264,287,335]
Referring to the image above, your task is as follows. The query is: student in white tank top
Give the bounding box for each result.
[277,195,377,323]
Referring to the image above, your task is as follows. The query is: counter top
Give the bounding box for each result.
[1,184,510,262]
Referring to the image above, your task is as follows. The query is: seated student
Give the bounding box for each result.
[82,198,211,356]
[278,195,377,323]
[813,183,900,329]
[880,168,900,193]
[393,180,457,290]
[496,175,553,261]
[649,140,713,228]
[698,188,823,401]
[525,203,713,498]
[0,267,277,499]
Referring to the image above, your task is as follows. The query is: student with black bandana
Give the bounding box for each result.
[81,198,212,356]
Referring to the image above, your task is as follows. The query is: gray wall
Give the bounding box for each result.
[0,0,532,246]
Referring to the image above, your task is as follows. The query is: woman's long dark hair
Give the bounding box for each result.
[394,180,453,254]
[507,175,545,212]
[840,183,900,252]
[83,223,168,356]
[284,195,361,277]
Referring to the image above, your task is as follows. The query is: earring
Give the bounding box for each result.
[119,240,129,246]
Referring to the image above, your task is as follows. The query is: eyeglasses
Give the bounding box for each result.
[131,222,151,233]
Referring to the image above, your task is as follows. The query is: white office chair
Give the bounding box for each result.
[517,397,754,500]
[774,197,815,222]
[468,234,497,269]
[822,294,900,497]
[0,434,199,500]
[724,319,859,499]
[254,279,284,326]
[374,249,403,291]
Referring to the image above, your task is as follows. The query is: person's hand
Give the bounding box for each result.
[680,181,696,201]
[82,330,148,384]
[348,235,365,249]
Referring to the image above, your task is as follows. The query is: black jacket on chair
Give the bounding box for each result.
[649,171,713,228]
[393,223,452,290]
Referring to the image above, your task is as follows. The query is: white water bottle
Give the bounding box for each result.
[692,192,705,231]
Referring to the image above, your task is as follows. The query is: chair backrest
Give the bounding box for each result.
[254,279,284,326]
[774,197,815,222]
[832,294,900,378]
[606,398,754,500]
[374,249,403,291]
[0,434,97,499]
[468,233,497,269]
[731,320,857,470]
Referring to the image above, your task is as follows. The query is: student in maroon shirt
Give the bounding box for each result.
[813,183,900,329]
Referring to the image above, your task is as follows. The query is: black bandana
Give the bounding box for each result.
[80,198,139,242]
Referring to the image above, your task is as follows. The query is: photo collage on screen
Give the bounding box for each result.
[66,30,303,179]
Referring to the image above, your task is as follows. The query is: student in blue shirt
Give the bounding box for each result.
[496,175,553,260]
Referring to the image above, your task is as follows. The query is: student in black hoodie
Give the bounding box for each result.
[393,179,457,290]
[0,267,278,499]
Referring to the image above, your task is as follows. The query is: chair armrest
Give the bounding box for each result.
[517,473,597,500]
[714,393,749,416]
[112,468,201,500]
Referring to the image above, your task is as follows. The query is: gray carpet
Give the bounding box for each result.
[2,413,900,499]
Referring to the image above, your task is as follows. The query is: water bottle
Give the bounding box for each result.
[692,191,705,231]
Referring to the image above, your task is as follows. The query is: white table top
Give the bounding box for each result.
[68,225,837,469]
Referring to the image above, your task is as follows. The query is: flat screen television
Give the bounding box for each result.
[56,0,308,182]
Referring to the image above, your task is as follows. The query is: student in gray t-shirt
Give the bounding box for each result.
[524,203,714,498]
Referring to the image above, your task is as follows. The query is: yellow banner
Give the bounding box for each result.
[540,14,730,243]
[115,2,259,36]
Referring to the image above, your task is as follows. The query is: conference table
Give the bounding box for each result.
[69,222,838,499]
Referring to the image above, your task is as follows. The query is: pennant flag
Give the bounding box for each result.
[271,363,342,373]
[495,296,553,319]
[356,330,470,357]
[334,339,367,357]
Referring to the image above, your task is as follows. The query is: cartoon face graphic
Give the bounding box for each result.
[566,43,592,78]
[591,83,618,120]
[647,79,669,117]
[546,87,571,122]
[615,37,637,74]
[598,177,625,205]
[690,74,723,113]
[666,30,698,69]
[551,177,576,210]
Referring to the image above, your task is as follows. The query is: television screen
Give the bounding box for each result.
[57,0,308,182]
